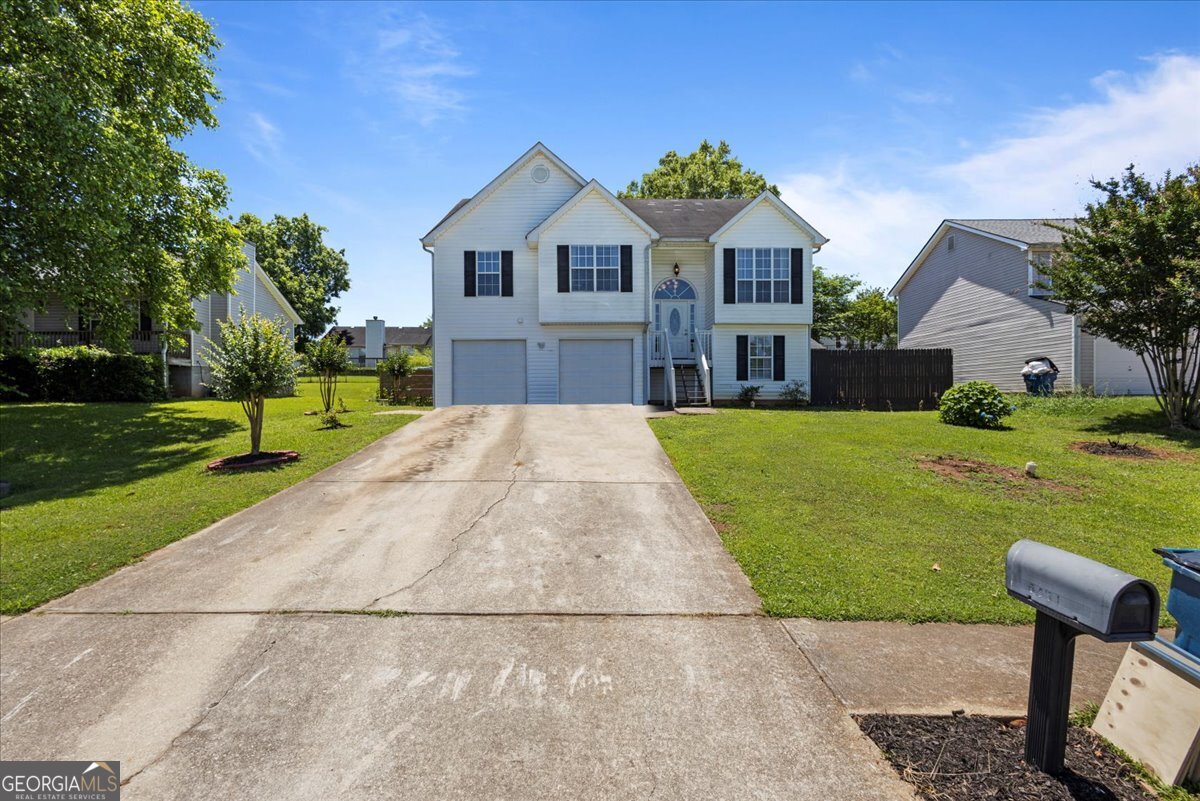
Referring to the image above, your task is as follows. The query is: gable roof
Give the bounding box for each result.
[421,142,585,245]
[324,325,431,347]
[706,191,829,245]
[889,218,1079,297]
[618,198,750,240]
[527,180,660,242]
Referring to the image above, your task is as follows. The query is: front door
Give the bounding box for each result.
[661,301,695,360]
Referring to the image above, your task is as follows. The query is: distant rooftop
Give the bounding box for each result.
[325,325,431,347]
[950,218,1077,246]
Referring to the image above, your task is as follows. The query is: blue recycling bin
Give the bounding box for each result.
[1156,548,1200,660]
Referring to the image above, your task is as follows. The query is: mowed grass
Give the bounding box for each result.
[650,396,1198,624]
[0,377,419,614]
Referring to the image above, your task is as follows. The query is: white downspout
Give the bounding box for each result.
[423,242,436,406]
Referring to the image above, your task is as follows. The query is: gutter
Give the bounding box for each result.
[423,243,436,406]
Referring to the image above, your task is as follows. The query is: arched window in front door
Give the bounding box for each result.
[654,278,697,300]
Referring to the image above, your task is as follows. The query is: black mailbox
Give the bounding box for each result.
[1006,539,1160,641]
[1004,540,1160,775]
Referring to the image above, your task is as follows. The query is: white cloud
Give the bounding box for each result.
[779,54,1200,291]
[242,112,283,165]
[352,12,474,126]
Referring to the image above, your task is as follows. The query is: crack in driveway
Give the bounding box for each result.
[362,407,527,610]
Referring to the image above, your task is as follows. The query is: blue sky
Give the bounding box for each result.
[186,1,1200,328]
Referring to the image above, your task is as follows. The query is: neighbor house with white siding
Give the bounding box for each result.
[421,143,827,407]
[19,243,302,396]
[890,219,1157,394]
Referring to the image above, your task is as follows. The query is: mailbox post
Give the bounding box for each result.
[1005,540,1160,774]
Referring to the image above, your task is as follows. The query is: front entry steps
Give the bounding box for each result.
[674,365,709,407]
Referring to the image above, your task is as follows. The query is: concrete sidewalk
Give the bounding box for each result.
[1,406,913,801]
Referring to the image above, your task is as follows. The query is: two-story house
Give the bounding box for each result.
[890,219,1160,394]
[18,243,301,396]
[421,143,827,407]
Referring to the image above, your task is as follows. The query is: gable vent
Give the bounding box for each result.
[947,234,956,252]
[531,165,550,183]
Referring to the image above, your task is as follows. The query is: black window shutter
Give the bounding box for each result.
[790,248,804,304]
[619,245,633,292]
[724,249,736,304]
[557,245,570,293]
[736,335,748,381]
[464,251,476,297]
[501,250,513,297]
[773,335,785,381]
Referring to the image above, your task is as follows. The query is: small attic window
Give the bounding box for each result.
[531,165,550,183]
[947,235,956,252]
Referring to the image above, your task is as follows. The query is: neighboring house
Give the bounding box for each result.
[18,243,302,397]
[890,219,1157,394]
[323,318,432,366]
[421,142,827,407]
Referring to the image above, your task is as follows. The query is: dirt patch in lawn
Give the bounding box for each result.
[920,456,1076,494]
[858,714,1159,801]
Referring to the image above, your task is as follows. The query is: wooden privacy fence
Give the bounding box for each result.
[378,367,433,402]
[810,349,953,410]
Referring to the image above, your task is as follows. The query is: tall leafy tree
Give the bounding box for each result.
[1045,166,1200,429]
[619,140,780,199]
[842,288,898,349]
[812,266,861,341]
[236,213,350,345]
[0,0,244,350]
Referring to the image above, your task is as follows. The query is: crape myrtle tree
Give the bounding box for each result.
[203,314,297,455]
[304,334,350,414]
[0,0,244,351]
[1045,166,1200,429]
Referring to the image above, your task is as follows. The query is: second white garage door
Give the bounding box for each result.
[452,340,527,404]
[558,339,633,404]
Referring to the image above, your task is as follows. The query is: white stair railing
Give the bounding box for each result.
[663,331,676,409]
[696,330,712,362]
[697,351,712,406]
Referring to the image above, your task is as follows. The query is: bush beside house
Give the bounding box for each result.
[0,347,166,402]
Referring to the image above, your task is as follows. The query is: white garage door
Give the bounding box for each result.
[559,339,633,404]
[452,340,526,404]
[1093,336,1154,395]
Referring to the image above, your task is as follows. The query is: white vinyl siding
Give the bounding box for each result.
[713,201,813,325]
[896,227,1075,391]
[476,251,501,296]
[710,326,811,400]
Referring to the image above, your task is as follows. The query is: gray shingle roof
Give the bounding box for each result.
[324,326,431,348]
[949,218,1077,246]
[620,198,754,239]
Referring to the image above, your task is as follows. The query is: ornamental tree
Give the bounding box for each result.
[203,314,297,455]
[619,140,780,199]
[304,334,350,414]
[1,0,244,350]
[1044,166,1200,429]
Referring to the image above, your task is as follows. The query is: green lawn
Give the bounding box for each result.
[0,376,420,614]
[650,396,1198,624]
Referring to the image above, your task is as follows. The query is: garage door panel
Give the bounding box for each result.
[452,340,526,404]
[559,340,633,404]
[1094,337,1154,396]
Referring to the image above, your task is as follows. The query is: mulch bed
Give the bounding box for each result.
[206,450,300,471]
[919,456,1076,494]
[1072,440,1161,459]
[858,714,1158,801]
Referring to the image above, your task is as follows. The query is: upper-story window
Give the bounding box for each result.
[736,248,790,303]
[476,250,501,296]
[570,245,619,292]
[1029,251,1053,297]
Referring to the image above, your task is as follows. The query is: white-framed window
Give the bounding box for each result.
[570,245,619,292]
[1029,251,1053,297]
[749,335,773,380]
[735,248,790,303]
[476,250,501,296]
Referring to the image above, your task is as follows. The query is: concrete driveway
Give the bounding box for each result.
[1,405,911,800]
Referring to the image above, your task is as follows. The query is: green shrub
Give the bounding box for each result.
[378,351,412,379]
[939,381,1015,429]
[407,347,432,368]
[779,379,810,406]
[0,347,165,402]
[736,384,763,404]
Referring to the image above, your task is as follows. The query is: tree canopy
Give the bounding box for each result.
[0,0,244,350]
[619,140,780,199]
[812,267,862,340]
[203,313,296,455]
[235,213,350,345]
[1045,165,1200,428]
